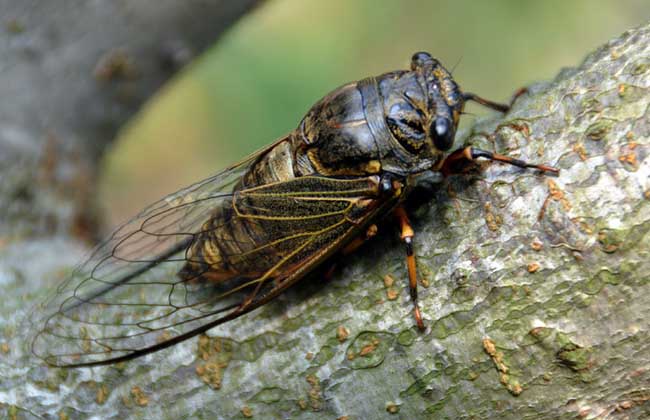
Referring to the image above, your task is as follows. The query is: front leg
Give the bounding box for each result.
[394,206,425,331]
[440,146,559,176]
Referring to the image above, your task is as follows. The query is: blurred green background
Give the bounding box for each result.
[100,0,650,225]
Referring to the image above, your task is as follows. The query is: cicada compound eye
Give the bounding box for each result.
[410,51,438,71]
[386,102,427,154]
[429,117,454,151]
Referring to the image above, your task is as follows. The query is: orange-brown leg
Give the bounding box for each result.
[323,224,378,282]
[508,87,529,108]
[440,146,559,176]
[394,206,425,331]
[341,224,378,255]
[322,264,338,282]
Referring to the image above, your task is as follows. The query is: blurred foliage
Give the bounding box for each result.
[100,0,649,225]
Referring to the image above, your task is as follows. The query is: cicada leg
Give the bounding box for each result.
[323,224,379,282]
[342,224,378,255]
[440,146,559,176]
[462,87,528,114]
[394,206,425,331]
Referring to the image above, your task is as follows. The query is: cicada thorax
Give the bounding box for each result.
[298,82,386,177]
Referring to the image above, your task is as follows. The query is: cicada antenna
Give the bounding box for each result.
[450,55,464,75]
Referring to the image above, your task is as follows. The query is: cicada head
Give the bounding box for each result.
[380,52,464,161]
[299,52,498,177]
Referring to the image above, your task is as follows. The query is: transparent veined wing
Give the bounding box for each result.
[29,143,393,367]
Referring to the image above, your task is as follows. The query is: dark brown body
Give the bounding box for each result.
[181,57,465,285]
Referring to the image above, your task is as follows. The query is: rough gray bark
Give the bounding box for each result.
[0,0,262,240]
[2,12,650,420]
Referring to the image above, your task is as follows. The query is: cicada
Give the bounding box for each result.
[30,52,558,367]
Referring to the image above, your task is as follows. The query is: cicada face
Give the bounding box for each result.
[381,52,464,159]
